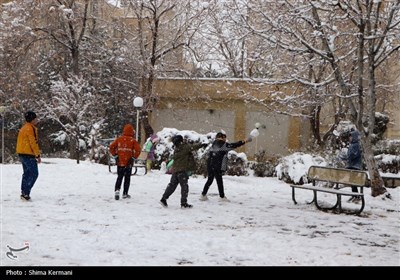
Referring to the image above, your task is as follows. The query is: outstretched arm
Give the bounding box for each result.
[190,143,207,151]
[225,140,246,150]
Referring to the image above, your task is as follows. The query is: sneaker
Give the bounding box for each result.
[160,199,168,208]
[115,190,120,200]
[219,196,230,202]
[352,197,361,204]
[199,194,208,201]
[122,194,131,199]
[347,197,355,202]
[20,194,30,201]
[181,203,193,208]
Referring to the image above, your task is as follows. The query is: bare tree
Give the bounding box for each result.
[190,0,277,79]
[1,0,144,158]
[240,0,400,196]
[32,0,91,76]
[0,0,44,110]
[124,0,209,139]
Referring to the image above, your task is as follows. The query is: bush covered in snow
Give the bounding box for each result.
[152,128,248,176]
[373,140,400,173]
[250,150,278,177]
[151,128,211,171]
[375,154,400,174]
[374,139,400,155]
[275,152,327,184]
[225,152,248,176]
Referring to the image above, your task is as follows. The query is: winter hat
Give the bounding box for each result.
[151,134,160,143]
[24,111,37,122]
[172,135,183,146]
[216,132,226,139]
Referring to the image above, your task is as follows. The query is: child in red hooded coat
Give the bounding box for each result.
[109,124,141,200]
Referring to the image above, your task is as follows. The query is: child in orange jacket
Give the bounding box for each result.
[109,124,141,200]
[16,111,41,201]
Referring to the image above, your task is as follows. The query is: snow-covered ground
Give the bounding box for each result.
[1,158,399,266]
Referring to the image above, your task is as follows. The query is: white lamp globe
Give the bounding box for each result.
[133,97,144,108]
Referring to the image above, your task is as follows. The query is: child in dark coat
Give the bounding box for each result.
[340,129,363,202]
[160,135,206,208]
[200,132,251,202]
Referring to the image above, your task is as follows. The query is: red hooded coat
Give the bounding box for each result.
[109,124,141,167]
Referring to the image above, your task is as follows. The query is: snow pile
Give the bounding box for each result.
[276,152,327,184]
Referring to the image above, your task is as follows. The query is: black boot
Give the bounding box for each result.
[181,203,193,208]
[20,194,31,201]
[160,199,168,208]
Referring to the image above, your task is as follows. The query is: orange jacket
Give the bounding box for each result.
[109,124,141,167]
[16,122,41,157]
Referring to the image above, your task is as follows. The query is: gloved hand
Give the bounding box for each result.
[113,155,119,163]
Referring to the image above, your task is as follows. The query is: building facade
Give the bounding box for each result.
[151,78,311,158]
[151,77,400,159]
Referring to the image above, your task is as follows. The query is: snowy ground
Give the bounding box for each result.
[1,158,399,266]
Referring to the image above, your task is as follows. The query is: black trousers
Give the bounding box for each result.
[347,167,360,194]
[162,171,189,204]
[202,165,225,198]
[115,166,132,194]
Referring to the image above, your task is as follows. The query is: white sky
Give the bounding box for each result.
[1,157,399,267]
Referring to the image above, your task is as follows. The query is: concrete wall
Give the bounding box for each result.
[245,111,291,156]
[152,108,235,137]
[151,78,309,159]
[386,60,400,139]
[151,76,400,160]
[151,107,299,158]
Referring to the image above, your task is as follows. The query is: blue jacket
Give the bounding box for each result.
[345,130,362,170]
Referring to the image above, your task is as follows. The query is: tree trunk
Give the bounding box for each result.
[363,33,386,196]
[360,136,386,197]
[69,136,77,161]
[76,133,80,165]
[69,126,81,164]
[71,48,80,76]
[140,73,156,141]
[309,105,321,146]
[142,111,154,141]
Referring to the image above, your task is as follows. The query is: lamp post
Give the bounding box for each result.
[0,106,8,165]
[254,122,261,155]
[133,97,143,140]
